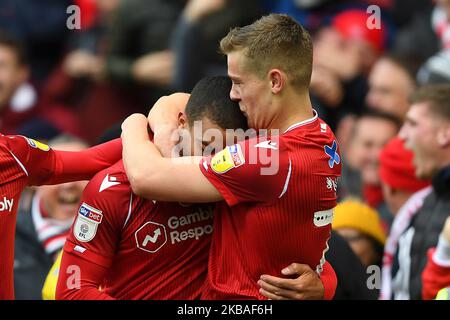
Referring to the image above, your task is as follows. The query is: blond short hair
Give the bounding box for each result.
[220,14,313,91]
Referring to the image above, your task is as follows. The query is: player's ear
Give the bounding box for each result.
[268,69,284,94]
[178,112,187,129]
[436,123,450,148]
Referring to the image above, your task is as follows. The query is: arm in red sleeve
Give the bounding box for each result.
[422,248,450,300]
[47,138,123,185]
[199,138,290,206]
[56,248,115,300]
[56,167,130,300]
[4,135,122,186]
[320,261,337,300]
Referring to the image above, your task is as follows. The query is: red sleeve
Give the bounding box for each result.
[5,135,57,185]
[48,138,123,185]
[56,168,131,299]
[422,248,450,300]
[56,249,115,300]
[199,136,290,206]
[320,261,337,300]
[4,135,122,186]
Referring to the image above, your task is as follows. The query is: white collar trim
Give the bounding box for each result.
[283,110,318,134]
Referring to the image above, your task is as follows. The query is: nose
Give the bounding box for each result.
[230,86,240,102]
[366,90,379,109]
[398,124,407,142]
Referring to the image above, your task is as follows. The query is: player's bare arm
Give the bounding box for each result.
[121,113,223,203]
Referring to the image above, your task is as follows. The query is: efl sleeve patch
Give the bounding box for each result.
[25,137,50,152]
[210,144,245,174]
[74,202,103,242]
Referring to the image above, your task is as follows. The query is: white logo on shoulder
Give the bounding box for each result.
[0,197,14,213]
[99,174,120,192]
[254,140,278,150]
[313,209,334,227]
[74,203,103,242]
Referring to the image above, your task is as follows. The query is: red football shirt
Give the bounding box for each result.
[0,134,122,299]
[199,113,342,299]
[58,160,213,300]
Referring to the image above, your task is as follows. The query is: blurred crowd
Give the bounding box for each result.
[1,0,449,300]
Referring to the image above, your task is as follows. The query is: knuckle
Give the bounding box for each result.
[294,293,303,300]
[273,279,282,287]
[295,283,304,292]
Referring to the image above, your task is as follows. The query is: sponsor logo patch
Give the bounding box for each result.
[25,137,50,152]
[313,209,334,227]
[211,144,245,174]
[74,203,103,242]
[135,221,167,253]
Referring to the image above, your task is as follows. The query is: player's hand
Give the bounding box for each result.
[148,93,190,158]
[258,263,325,300]
[121,113,148,138]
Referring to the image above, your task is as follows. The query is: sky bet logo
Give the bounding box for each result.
[0,197,14,213]
[78,203,103,223]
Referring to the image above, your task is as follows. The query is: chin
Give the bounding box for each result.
[362,172,380,186]
[416,168,431,180]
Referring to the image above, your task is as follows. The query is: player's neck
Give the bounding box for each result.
[268,92,314,134]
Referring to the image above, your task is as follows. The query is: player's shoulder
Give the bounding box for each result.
[0,134,10,155]
[85,160,131,197]
[283,117,338,147]
[283,114,332,137]
[0,134,23,150]
[0,135,36,166]
[77,160,132,233]
[282,117,342,171]
[0,135,51,155]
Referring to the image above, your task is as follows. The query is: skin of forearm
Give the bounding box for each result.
[122,116,164,193]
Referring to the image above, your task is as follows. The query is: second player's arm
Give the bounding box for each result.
[122,113,223,203]
[48,138,123,185]
[5,135,122,186]
[55,250,115,300]
[55,173,130,300]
